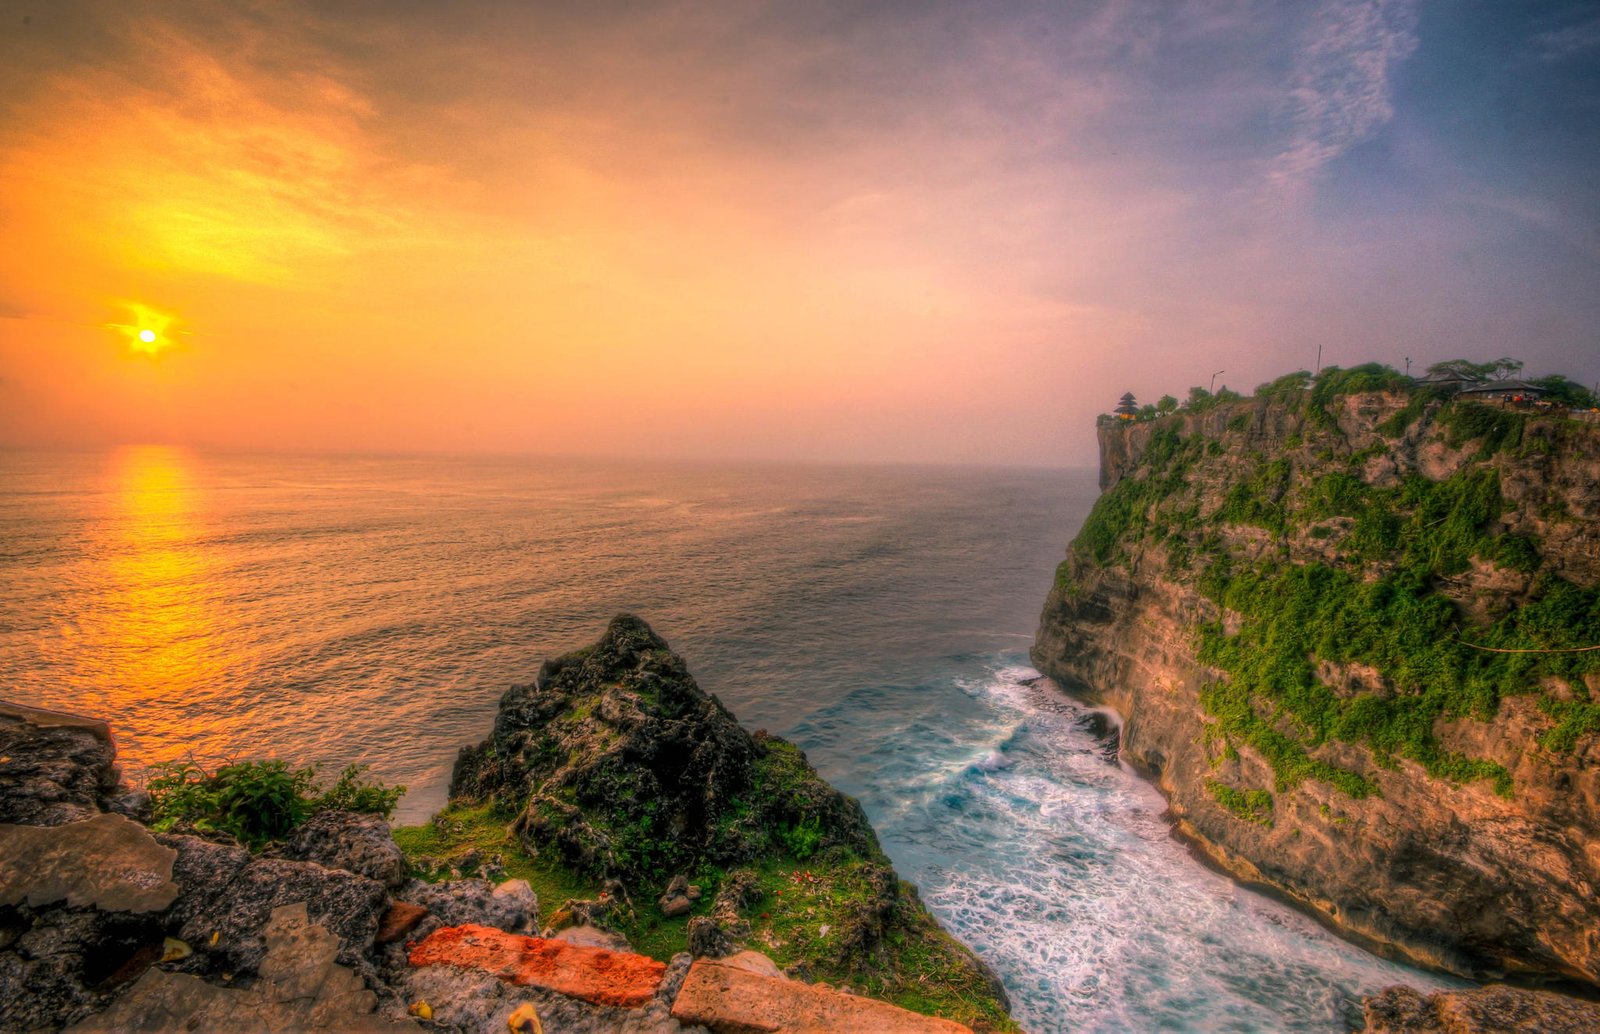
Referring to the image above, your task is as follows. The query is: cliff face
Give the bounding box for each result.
[1033,387,1600,986]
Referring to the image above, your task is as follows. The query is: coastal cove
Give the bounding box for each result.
[4,450,1457,1029]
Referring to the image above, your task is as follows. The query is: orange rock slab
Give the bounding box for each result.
[670,958,973,1034]
[407,924,666,1008]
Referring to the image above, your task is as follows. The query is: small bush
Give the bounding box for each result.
[148,758,404,848]
[1206,780,1274,826]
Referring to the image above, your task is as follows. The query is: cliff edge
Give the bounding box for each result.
[1033,374,1600,988]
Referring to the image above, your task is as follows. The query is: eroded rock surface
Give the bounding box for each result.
[67,902,413,1032]
[281,809,408,889]
[1362,983,1600,1033]
[0,703,122,826]
[1,812,178,913]
[399,874,538,942]
[158,831,389,978]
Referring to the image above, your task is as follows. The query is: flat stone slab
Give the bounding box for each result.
[670,958,973,1034]
[408,923,667,1008]
[70,902,413,1032]
[0,701,114,733]
[0,812,178,912]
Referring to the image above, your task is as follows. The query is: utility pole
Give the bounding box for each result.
[1316,345,1323,375]
[1405,356,1412,377]
[1211,369,1225,392]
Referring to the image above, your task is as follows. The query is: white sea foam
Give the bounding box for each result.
[874,662,1462,1033]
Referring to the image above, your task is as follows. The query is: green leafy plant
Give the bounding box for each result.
[148,758,404,848]
[780,815,824,861]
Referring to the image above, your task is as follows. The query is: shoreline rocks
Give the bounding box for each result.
[0,616,1008,1032]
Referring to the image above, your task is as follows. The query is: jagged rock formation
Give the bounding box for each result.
[449,615,1008,1025]
[1034,383,1600,989]
[451,614,880,882]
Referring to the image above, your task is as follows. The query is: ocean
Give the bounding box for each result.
[0,446,1455,1031]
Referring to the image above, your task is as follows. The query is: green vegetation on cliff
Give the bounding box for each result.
[1065,367,1600,810]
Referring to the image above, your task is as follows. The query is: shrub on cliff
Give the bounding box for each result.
[148,759,403,848]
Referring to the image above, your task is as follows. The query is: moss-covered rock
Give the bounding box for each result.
[451,614,878,884]
[436,615,1015,1030]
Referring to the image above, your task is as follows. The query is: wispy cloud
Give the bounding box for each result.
[1268,0,1419,194]
[0,19,479,287]
[1532,15,1600,62]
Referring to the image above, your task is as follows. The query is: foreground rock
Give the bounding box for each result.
[68,902,410,1032]
[409,924,668,1008]
[671,957,973,1033]
[281,809,408,889]
[405,924,973,1034]
[1362,983,1600,1033]
[0,697,542,1031]
[0,704,125,826]
[0,812,177,913]
[3,624,1012,1032]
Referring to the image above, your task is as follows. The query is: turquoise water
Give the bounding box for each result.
[0,447,1455,1030]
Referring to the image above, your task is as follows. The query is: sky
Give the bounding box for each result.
[0,0,1596,466]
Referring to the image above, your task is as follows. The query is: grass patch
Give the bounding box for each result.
[392,800,596,927]
[1206,780,1274,826]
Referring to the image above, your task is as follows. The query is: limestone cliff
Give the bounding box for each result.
[1033,375,1600,987]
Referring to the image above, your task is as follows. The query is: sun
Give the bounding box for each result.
[107,302,180,356]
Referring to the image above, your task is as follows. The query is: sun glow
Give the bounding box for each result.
[108,302,180,356]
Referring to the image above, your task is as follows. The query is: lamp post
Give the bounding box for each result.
[1211,370,1225,392]
[1405,357,1411,377]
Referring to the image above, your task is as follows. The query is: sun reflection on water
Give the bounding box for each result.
[88,445,226,762]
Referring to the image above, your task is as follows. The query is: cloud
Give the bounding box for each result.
[1532,15,1600,62]
[1268,0,1419,194]
[0,14,486,288]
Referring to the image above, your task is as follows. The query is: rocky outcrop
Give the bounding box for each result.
[451,615,880,883]
[1361,983,1600,1033]
[0,699,544,1031]
[448,616,1011,1027]
[281,810,408,889]
[2,616,1012,1033]
[0,704,125,826]
[1034,389,1600,987]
